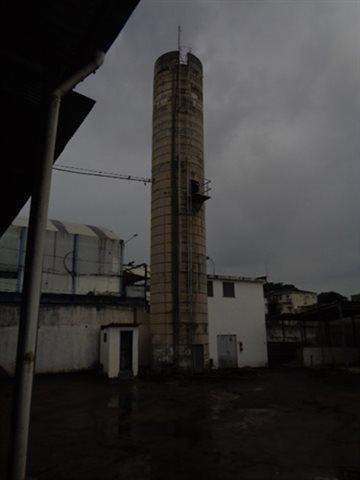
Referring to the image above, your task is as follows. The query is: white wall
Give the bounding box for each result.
[0,302,146,376]
[303,347,359,367]
[208,280,268,368]
[42,272,121,295]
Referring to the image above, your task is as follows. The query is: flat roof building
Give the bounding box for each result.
[207,275,268,369]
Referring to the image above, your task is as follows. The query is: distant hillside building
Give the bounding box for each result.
[267,288,317,315]
[267,301,360,367]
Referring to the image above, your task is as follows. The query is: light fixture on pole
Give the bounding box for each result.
[124,233,138,245]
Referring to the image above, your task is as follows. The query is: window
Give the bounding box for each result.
[207,280,214,297]
[103,333,107,343]
[223,281,235,298]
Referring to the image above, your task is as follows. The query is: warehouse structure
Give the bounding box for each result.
[0,218,124,296]
[267,302,360,367]
[151,50,209,371]
[0,219,149,378]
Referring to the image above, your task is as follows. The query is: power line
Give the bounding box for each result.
[53,164,152,184]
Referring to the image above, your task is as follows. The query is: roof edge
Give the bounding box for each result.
[207,274,265,284]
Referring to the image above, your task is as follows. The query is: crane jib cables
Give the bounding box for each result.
[54,164,212,192]
[53,164,152,185]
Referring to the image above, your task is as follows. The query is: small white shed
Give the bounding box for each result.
[99,324,139,378]
[207,275,268,368]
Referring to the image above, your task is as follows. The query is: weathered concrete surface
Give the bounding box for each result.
[1,368,360,479]
[0,298,148,375]
[151,51,208,369]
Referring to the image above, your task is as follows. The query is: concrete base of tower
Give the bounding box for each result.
[151,342,209,372]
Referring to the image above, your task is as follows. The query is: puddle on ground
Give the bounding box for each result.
[313,477,339,480]
[107,386,139,412]
[233,408,277,430]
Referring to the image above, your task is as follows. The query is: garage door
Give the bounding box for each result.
[217,335,238,368]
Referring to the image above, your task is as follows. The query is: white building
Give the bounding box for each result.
[100,324,139,378]
[207,275,268,368]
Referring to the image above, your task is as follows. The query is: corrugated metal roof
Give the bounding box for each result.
[207,274,265,284]
[54,221,98,237]
[12,217,120,240]
[268,301,360,323]
[13,217,58,232]
[88,225,119,241]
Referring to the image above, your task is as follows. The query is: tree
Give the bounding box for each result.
[317,291,347,305]
[263,282,298,296]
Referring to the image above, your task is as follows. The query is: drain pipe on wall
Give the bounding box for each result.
[9,51,105,480]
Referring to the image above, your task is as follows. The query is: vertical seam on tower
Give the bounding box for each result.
[171,56,180,367]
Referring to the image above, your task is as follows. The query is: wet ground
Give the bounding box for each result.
[1,368,360,480]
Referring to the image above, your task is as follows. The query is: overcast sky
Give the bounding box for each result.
[22,0,360,295]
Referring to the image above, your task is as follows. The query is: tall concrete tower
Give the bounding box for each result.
[150,50,209,370]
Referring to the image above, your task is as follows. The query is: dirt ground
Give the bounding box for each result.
[1,368,360,480]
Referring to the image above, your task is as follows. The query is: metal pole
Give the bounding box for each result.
[9,92,61,480]
[16,228,27,293]
[144,263,148,302]
[71,235,79,295]
[119,240,125,296]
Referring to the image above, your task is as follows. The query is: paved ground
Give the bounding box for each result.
[1,368,360,480]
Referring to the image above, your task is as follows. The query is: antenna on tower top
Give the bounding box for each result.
[178,26,191,64]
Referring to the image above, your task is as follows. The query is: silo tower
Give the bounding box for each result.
[150,50,209,370]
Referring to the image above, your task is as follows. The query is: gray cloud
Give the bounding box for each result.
[21,0,360,295]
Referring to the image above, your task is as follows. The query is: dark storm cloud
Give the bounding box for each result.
[25,0,360,294]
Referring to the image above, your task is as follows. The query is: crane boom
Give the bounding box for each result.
[53,164,152,184]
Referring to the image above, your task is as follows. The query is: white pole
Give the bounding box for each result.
[9,51,104,480]
[9,92,61,480]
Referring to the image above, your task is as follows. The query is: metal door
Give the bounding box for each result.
[192,344,205,372]
[217,335,238,368]
[120,331,133,372]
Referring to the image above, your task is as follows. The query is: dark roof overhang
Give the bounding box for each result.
[0,0,140,237]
